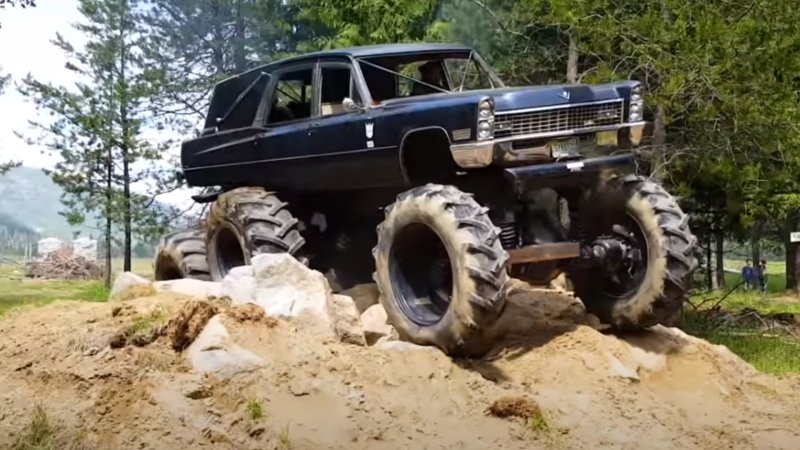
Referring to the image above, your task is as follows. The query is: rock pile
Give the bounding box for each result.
[110,253,406,374]
[25,248,103,280]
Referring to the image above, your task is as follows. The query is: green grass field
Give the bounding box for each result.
[722,259,787,293]
[0,257,152,317]
[681,287,800,374]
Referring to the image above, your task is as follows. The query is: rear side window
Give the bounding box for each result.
[267,68,313,124]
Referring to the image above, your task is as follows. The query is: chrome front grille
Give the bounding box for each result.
[494,100,625,139]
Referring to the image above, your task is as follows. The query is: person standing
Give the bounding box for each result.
[756,259,768,293]
[742,259,754,290]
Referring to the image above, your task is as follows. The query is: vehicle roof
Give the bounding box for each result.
[305,42,473,58]
[218,43,474,86]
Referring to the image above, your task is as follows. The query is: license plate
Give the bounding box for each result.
[596,130,617,146]
[548,138,579,158]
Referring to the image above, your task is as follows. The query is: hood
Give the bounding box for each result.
[488,81,637,112]
[378,80,638,111]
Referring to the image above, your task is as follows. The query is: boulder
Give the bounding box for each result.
[250,253,330,320]
[327,294,366,346]
[109,272,151,301]
[221,266,256,304]
[153,279,223,299]
[360,304,393,345]
[186,315,265,379]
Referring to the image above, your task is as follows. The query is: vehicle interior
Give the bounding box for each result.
[357,52,497,103]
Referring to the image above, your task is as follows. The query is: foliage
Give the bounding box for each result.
[138,0,309,131]
[18,0,177,281]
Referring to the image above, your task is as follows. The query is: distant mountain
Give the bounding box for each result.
[0,166,104,240]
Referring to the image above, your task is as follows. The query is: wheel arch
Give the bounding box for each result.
[398,127,458,185]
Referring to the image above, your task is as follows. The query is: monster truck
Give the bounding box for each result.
[154,43,698,356]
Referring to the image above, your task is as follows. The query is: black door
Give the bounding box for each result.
[250,64,316,189]
[304,61,405,190]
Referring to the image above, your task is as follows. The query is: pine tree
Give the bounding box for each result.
[19,0,173,284]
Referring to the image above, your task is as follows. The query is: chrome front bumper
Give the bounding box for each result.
[450,122,646,169]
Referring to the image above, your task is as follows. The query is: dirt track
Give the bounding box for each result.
[1,284,799,449]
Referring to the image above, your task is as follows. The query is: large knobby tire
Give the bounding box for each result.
[373,184,510,357]
[154,227,211,281]
[206,187,305,281]
[567,175,698,330]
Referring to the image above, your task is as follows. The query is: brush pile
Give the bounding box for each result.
[25,248,103,280]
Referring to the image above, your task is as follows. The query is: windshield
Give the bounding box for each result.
[357,51,504,104]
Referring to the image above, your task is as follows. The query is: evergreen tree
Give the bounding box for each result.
[19,0,172,284]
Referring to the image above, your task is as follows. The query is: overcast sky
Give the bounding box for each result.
[0,0,195,207]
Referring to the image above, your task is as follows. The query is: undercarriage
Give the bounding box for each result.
[155,154,698,357]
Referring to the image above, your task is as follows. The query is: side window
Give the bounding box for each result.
[267,68,313,124]
[319,66,359,116]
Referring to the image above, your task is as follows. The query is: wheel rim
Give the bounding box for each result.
[214,226,246,279]
[388,222,454,326]
[598,213,649,299]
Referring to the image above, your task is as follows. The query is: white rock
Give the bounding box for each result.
[186,315,264,379]
[607,354,639,381]
[327,294,366,346]
[109,272,150,300]
[360,304,393,345]
[153,279,223,299]
[221,266,256,304]
[251,253,330,321]
[628,346,668,373]
[375,336,439,352]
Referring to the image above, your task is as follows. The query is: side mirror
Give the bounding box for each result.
[343,97,365,113]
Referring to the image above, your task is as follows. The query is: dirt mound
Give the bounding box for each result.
[0,287,798,449]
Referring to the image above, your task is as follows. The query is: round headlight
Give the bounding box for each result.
[478,120,493,139]
[630,104,641,113]
[479,99,493,119]
[631,94,642,103]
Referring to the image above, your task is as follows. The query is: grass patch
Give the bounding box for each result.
[0,279,110,317]
[247,399,264,421]
[125,308,167,345]
[528,410,550,433]
[277,423,292,449]
[680,289,800,375]
[0,256,151,318]
[11,405,89,450]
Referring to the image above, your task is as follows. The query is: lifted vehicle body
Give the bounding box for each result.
[160,43,697,357]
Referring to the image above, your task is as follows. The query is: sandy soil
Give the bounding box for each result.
[0,285,798,450]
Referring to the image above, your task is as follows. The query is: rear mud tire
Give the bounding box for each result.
[373,184,510,357]
[567,175,698,330]
[154,227,210,281]
[206,187,305,281]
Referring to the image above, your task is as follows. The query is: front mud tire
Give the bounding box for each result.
[206,188,305,281]
[373,184,509,357]
[567,175,698,330]
[154,227,211,281]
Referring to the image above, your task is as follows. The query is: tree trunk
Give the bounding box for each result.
[650,106,667,181]
[233,0,248,73]
[104,147,113,289]
[705,233,713,291]
[566,31,578,83]
[785,215,799,293]
[119,5,132,273]
[751,220,762,264]
[715,228,725,290]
